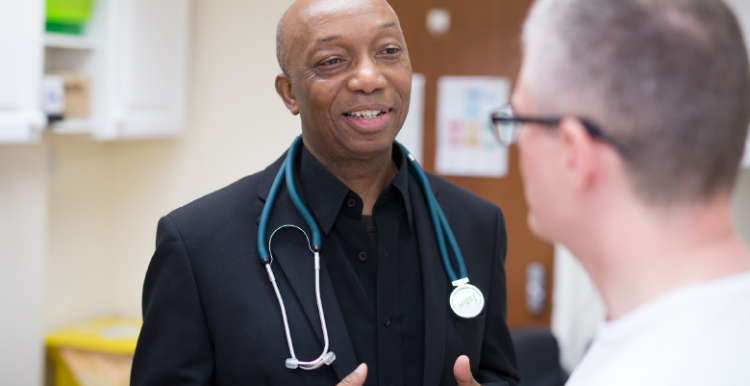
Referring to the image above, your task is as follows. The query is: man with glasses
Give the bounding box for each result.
[487,0,750,385]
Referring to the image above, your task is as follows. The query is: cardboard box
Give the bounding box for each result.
[49,72,90,119]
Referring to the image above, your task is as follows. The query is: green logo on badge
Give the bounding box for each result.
[456,295,479,308]
[450,284,484,318]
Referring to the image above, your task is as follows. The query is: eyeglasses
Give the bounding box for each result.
[490,104,629,154]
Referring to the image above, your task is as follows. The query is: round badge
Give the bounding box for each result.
[449,284,485,319]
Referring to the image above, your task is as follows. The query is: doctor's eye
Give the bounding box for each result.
[380,47,401,56]
[320,58,343,66]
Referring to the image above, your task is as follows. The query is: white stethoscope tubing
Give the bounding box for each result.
[266,225,335,370]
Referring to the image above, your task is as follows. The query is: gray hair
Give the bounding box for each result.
[276,13,290,76]
[521,0,750,204]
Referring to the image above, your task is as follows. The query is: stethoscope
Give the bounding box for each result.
[257,136,485,371]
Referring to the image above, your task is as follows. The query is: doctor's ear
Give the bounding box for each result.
[559,117,597,190]
[275,74,299,115]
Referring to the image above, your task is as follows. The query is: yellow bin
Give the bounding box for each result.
[46,318,142,386]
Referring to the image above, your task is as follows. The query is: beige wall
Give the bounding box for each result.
[46,138,111,329]
[45,0,298,328]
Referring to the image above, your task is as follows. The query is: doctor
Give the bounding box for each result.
[130,0,519,385]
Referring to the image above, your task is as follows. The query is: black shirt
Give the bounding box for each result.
[298,145,425,386]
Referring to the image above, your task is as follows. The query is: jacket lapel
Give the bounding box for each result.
[257,156,358,380]
[409,175,450,386]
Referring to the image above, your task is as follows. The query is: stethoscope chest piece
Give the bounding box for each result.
[449,283,485,319]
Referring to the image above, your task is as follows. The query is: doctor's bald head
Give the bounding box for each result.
[518,0,750,205]
[276,0,400,78]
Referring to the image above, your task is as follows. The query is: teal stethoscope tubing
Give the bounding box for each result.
[396,142,468,282]
[258,137,322,260]
[257,136,468,282]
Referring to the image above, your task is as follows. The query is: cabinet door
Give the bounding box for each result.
[99,0,191,140]
[0,0,46,143]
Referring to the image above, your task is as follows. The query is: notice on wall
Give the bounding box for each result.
[396,73,426,164]
[435,76,510,177]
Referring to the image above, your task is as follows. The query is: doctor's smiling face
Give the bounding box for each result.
[275,0,412,163]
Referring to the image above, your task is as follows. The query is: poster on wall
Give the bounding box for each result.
[435,76,510,177]
[396,73,425,164]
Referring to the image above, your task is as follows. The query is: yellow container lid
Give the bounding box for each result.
[46,318,142,356]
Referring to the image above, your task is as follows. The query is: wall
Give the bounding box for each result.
[45,138,112,329]
[0,144,47,386]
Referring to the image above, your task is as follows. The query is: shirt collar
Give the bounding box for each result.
[298,143,413,236]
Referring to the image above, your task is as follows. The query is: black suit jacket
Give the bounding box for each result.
[131,152,519,386]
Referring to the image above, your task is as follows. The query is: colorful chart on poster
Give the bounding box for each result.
[435,76,510,177]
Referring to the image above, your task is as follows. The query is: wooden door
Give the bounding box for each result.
[389,0,553,327]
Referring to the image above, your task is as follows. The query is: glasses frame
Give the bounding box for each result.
[491,104,629,155]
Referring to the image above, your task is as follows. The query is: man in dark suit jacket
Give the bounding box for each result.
[131,0,518,385]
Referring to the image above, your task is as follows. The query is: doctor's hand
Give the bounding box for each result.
[454,355,481,386]
[336,363,368,386]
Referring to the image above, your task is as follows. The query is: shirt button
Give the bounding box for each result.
[347,198,356,208]
[383,317,391,327]
[358,252,368,262]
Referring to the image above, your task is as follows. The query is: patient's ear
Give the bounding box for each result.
[275,74,299,115]
[559,117,597,191]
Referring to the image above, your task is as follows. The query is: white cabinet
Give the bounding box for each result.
[95,0,191,139]
[0,0,46,143]
[1,0,191,143]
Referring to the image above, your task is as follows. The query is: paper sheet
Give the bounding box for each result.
[435,76,510,177]
[396,73,425,164]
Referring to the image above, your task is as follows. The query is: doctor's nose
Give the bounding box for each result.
[347,57,387,94]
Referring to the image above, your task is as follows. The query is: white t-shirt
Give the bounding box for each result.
[566,270,750,386]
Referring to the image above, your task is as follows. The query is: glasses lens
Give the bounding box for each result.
[493,105,521,145]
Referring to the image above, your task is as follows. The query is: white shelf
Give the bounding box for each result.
[44,33,100,50]
[50,118,94,135]
[2,0,190,143]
